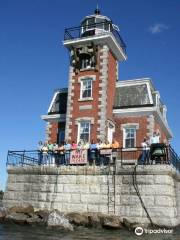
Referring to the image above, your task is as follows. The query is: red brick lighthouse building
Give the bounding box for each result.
[42,8,172,147]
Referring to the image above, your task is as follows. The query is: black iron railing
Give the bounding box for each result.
[6,145,180,172]
[64,21,127,55]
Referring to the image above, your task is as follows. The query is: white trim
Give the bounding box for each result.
[122,126,137,148]
[146,83,153,104]
[80,77,93,100]
[41,114,66,122]
[63,33,127,61]
[47,92,59,113]
[121,123,139,131]
[77,120,91,144]
[78,75,96,82]
[113,106,155,115]
[116,78,155,90]
[78,97,93,102]
[75,117,94,125]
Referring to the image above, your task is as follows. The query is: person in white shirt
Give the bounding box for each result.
[150,132,160,144]
[141,137,150,164]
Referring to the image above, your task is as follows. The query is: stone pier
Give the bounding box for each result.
[3,164,180,227]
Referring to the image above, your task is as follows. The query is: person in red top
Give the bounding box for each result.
[71,141,77,150]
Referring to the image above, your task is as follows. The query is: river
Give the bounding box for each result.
[0,224,179,240]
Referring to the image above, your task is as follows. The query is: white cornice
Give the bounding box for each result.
[41,114,66,123]
[47,92,59,113]
[116,78,155,91]
[63,32,127,61]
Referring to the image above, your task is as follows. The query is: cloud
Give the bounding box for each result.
[149,23,169,34]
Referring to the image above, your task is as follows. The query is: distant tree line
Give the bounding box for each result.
[0,190,4,200]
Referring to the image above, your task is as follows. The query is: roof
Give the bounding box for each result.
[114,78,154,108]
[115,84,151,108]
[48,88,68,115]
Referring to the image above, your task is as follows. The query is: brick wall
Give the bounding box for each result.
[48,122,58,143]
[106,51,117,121]
[65,45,118,143]
[113,116,148,147]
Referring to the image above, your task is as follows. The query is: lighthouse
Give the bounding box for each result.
[63,8,127,143]
[42,8,172,147]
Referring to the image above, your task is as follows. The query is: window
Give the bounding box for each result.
[81,58,91,69]
[124,128,136,148]
[80,78,92,99]
[78,121,90,143]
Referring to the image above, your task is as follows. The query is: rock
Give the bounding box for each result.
[35,209,50,221]
[65,212,89,226]
[100,215,122,229]
[47,210,73,231]
[0,207,6,222]
[122,218,141,230]
[8,204,34,214]
[85,213,101,228]
[26,213,43,224]
[5,212,28,224]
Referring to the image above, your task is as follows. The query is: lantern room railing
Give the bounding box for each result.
[64,21,127,55]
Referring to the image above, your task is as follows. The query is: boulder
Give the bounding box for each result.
[47,210,73,231]
[35,209,50,221]
[5,212,28,224]
[26,213,43,224]
[0,207,6,222]
[100,215,122,229]
[122,218,142,230]
[65,212,89,226]
[85,213,101,228]
[8,204,34,214]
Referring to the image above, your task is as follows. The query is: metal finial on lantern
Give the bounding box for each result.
[94,1,100,15]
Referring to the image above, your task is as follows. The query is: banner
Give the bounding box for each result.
[70,149,87,164]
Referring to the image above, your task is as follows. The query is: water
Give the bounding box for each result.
[0,224,179,240]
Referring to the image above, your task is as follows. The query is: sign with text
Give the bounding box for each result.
[100,149,112,155]
[70,149,87,164]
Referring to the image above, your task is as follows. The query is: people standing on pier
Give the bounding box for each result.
[41,142,48,165]
[47,141,54,165]
[111,139,120,164]
[58,142,65,165]
[89,139,97,165]
[150,131,160,144]
[53,143,58,166]
[96,139,103,165]
[71,141,77,150]
[140,137,150,164]
[83,141,90,150]
[64,140,71,165]
[103,140,111,165]
[37,141,43,165]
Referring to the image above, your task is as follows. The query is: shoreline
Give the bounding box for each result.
[0,204,179,232]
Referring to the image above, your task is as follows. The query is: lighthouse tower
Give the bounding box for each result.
[63,8,127,143]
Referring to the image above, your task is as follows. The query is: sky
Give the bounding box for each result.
[0,0,180,190]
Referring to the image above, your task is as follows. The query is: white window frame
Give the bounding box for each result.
[80,78,93,100]
[77,120,91,143]
[123,127,136,149]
